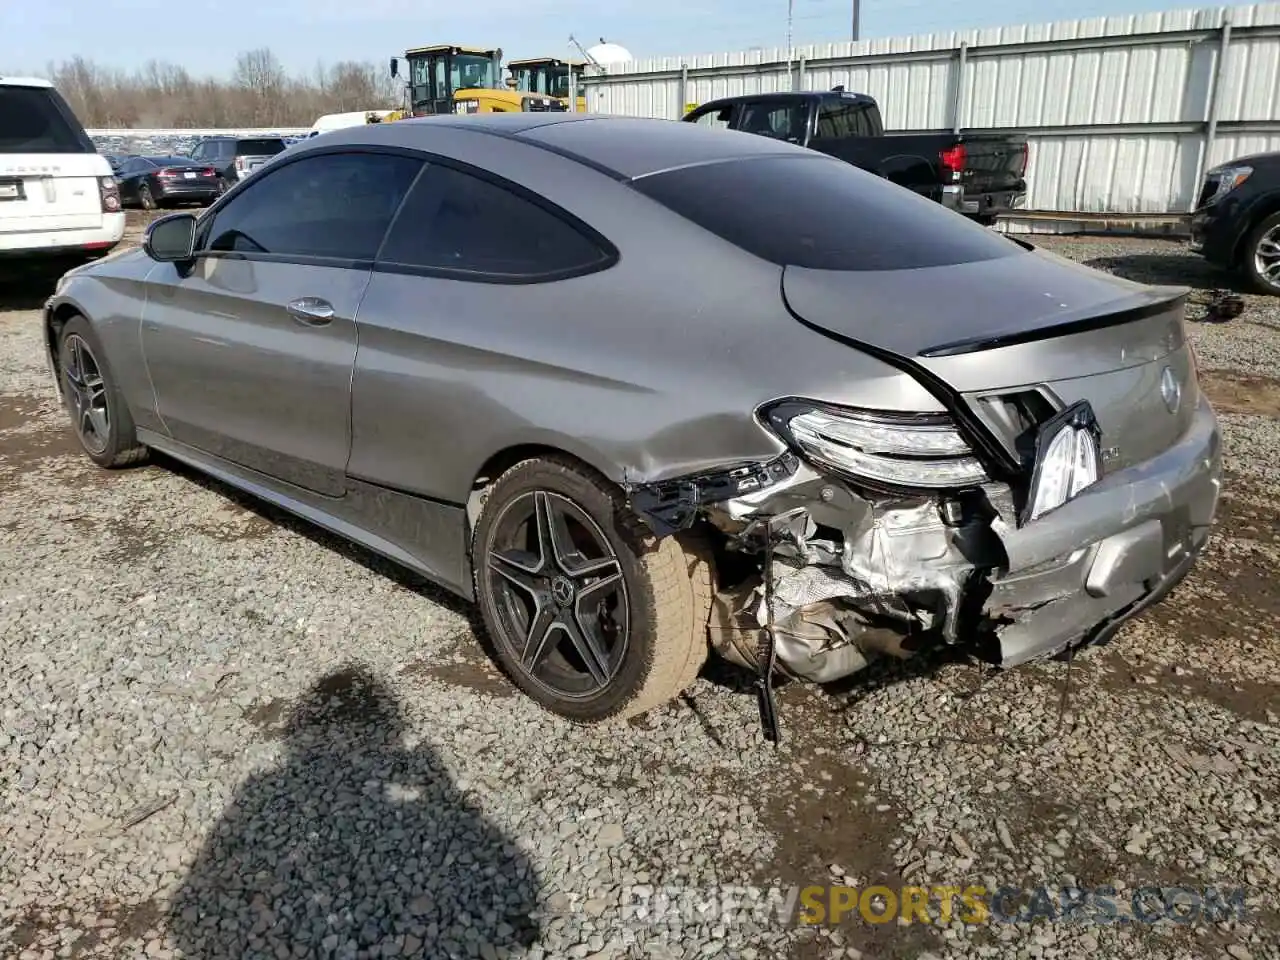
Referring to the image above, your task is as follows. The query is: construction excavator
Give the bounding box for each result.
[388,44,565,117]
[506,57,587,113]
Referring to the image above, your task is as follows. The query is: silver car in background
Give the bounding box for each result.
[42,115,1221,730]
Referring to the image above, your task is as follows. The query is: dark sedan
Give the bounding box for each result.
[114,155,221,210]
[1189,150,1280,294]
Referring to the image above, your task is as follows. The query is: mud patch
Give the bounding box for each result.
[10,898,162,957]
[244,669,396,741]
[100,517,166,563]
[1200,369,1280,418]
[402,631,516,699]
[764,688,943,960]
[193,502,275,543]
[1093,646,1279,725]
[243,698,289,741]
[1215,469,1280,546]
[0,392,79,486]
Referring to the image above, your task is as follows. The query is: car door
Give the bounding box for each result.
[139,149,424,497]
[349,158,617,506]
[116,158,144,204]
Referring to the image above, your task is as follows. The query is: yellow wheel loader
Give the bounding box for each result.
[389,45,564,117]
[507,57,588,113]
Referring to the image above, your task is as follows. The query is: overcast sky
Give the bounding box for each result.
[1,0,1255,77]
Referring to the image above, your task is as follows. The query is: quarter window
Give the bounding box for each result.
[203,152,422,261]
[377,162,612,279]
[691,105,732,129]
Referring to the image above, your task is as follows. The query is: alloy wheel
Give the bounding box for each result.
[484,490,630,700]
[62,334,111,456]
[1254,224,1280,288]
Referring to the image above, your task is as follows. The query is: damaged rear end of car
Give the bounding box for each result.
[625,154,1223,736]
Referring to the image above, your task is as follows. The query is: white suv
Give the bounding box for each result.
[0,76,124,264]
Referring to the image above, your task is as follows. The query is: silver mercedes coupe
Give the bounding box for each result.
[42,114,1221,731]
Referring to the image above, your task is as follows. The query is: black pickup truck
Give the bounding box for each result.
[682,89,1029,224]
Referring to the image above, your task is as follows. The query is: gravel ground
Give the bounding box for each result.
[1,219,1277,960]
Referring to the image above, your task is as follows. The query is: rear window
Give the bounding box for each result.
[631,154,1021,271]
[236,138,286,156]
[0,85,94,155]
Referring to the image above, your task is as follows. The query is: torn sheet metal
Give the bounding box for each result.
[626,453,801,537]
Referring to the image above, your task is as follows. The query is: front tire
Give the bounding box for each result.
[58,316,148,468]
[1242,211,1280,295]
[472,457,712,723]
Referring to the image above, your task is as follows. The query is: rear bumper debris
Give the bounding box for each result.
[627,396,1221,688]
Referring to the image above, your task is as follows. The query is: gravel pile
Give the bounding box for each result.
[1,227,1276,959]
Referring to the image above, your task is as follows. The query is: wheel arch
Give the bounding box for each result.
[44,300,88,395]
[465,439,622,534]
[1231,192,1280,265]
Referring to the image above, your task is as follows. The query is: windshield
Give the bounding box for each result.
[514,65,573,99]
[452,54,496,91]
[0,85,95,154]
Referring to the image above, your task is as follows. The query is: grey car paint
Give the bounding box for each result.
[44,114,1221,690]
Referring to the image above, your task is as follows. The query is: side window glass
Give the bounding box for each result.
[204,152,422,260]
[739,103,803,141]
[692,106,732,129]
[219,141,235,160]
[378,163,611,279]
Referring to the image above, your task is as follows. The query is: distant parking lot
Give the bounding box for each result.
[1,213,1277,960]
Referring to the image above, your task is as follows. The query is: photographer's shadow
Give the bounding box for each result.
[169,667,541,959]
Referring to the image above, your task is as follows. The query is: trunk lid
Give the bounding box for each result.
[781,248,1197,470]
[955,134,1028,193]
[0,152,106,234]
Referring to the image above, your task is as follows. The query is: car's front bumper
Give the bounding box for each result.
[987,394,1221,665]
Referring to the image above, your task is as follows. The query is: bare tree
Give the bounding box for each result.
[21,49,398,128]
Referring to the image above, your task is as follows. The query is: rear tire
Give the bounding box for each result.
[1241,211,1280,295]
[471,456,712,723]
[139,184,157,211]
[57,316,148,469]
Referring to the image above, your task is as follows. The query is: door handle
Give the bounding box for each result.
[286,297,335,326]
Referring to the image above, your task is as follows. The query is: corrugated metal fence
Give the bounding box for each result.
[581,2,1280,225]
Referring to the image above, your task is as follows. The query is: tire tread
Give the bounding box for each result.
[472,456,712,723]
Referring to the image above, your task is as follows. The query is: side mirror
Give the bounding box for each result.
[144,212,197,262]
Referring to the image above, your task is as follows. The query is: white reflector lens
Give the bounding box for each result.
[1028,425,1100,521]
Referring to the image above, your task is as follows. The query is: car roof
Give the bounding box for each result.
[314,114,815,181]
[698,90,876,107]
[405,44,494,56]
[0,76,55,88]
[507,57,585,68]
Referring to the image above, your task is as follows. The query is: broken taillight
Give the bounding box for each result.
[939,144,966,181]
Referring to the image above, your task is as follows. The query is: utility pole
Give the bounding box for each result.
[786,0,794,78]
[852,0,861,41]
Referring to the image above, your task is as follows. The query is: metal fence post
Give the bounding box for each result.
[797,52,806,91]
[568,67,578,113]
[1193,14,1234,211]
[951,42,969,134]
[678,64,689,119]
